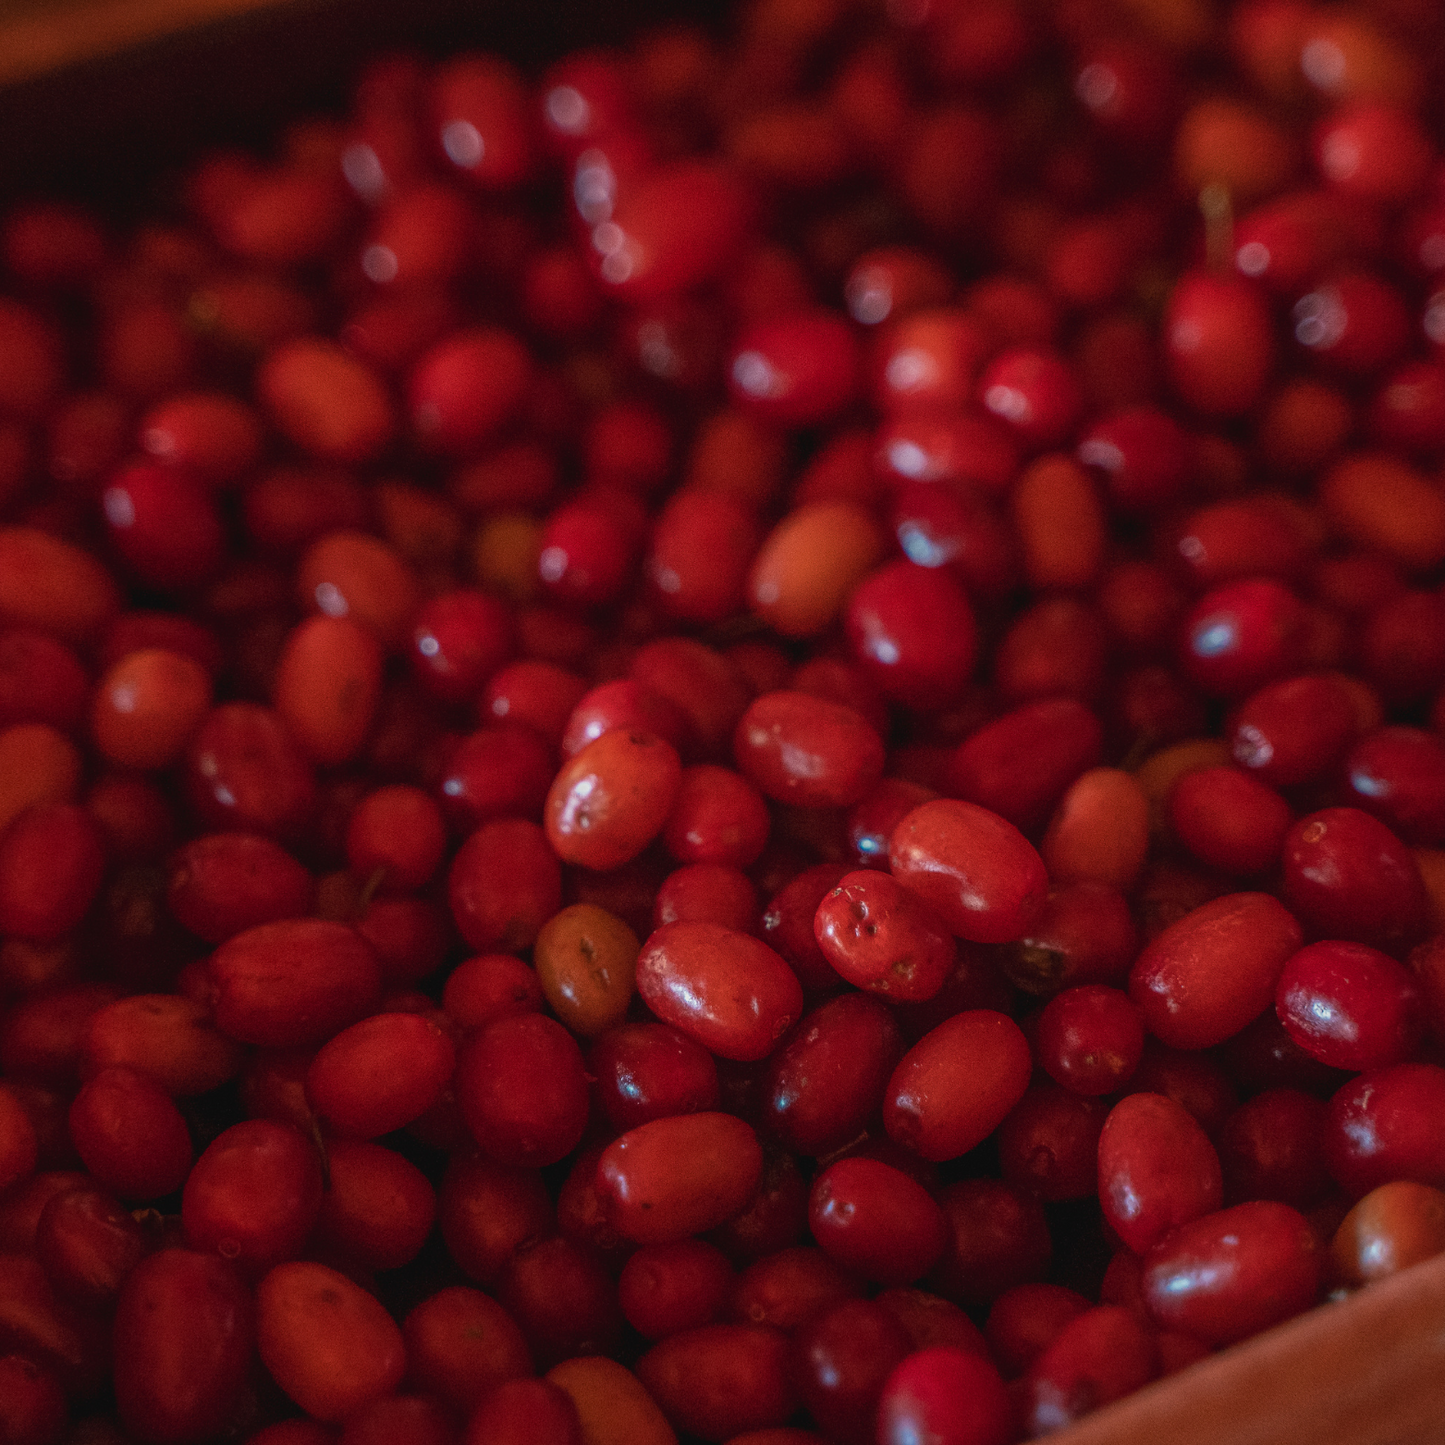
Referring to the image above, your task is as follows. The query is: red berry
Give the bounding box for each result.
[1164,271,1275,417]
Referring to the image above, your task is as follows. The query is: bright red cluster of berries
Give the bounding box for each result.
[3,0,1445,1442]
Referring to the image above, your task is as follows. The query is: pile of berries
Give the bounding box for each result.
[2,0,1445,1441]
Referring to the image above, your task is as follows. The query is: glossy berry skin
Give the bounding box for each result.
[636,922,803,1062]
[978,347,1084,451]
[647,490,761,624]
[1076,405,1189,513]
[846,246,954,327]
[1005,882,1139,997]
[1020,1306,1158,1437]
[884,1010,1032,1162]
[662,765,771,867]
[1280,808,1428,952]
[185,702,318,842]
[1331,1181,1445,1288]
[1164,271,1276,417]
[1179,579,1307,699]
[1097,1092,1223,1255]
[889,481,1018,601]
[534,903,640,1038]
[429,54,534,188]
[273,615,382,768]
[1140,1201,1323,1346]
[888,799,1048,944]
[92,646,213,771]
[538,495,642,607]
[296,530,420,649]
[140,390,264,487]
[1275,941,1423,1072]
[597,1111,762,1244]
[438,724,554,832]
[877,411,1019,498]
[545,728,682,871]
[733,691,884,810]
[844,561,977,709]
[1292,271,1410,378]
[758,862,851,991]
[1229,672,1359,789]
[31,21,1445,1441]
[102,462,226,591]
[1035,986,1144,1096]
[563,680,690,761]
[654,861,756,932]
[789,1300,911,1445]
[588,160,754,302]
[848,778,939,873]
[1314,103,1432,205]
[813,871,955,1002]
[871,307,990,414]
[1323,1064,1445,1198]
[1343,727,1445,845]
[483,660,588,746]
[588,1021,719,1133]
[808,1157,947,1286]
[1129,893,1303,1050]
[748,501,888,641]
[728,310,861,427]
[761,993,903,1157]
[1171,496,1314,590]
[1219,1009,1349,1101]
[877,1344,1012,1445]
[409,589,512,704]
